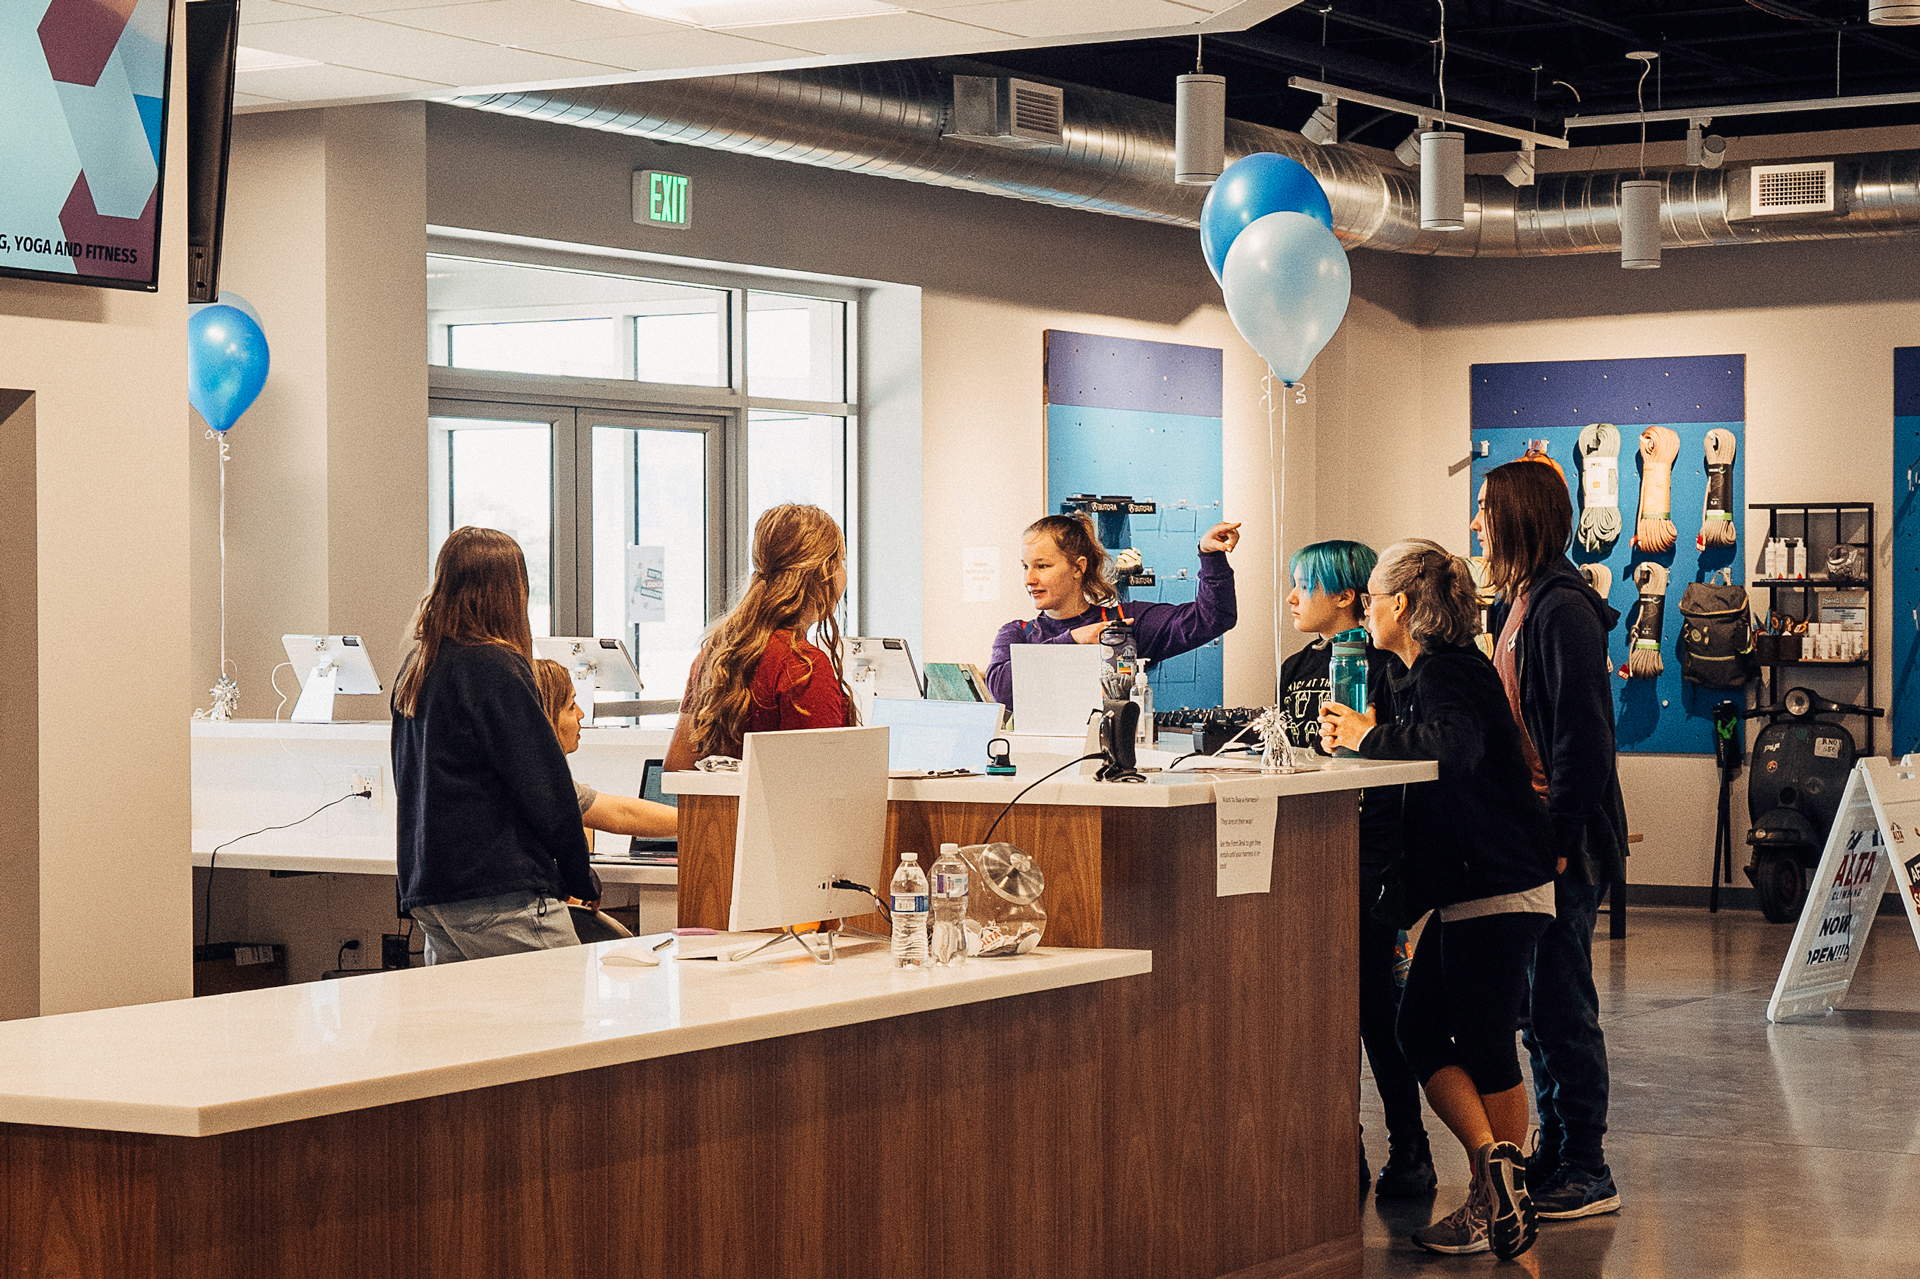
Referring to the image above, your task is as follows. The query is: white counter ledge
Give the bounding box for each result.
[0,941,1147,1139]
[666,756,1438,807]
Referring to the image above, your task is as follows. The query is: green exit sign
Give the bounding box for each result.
[633,170,691,230]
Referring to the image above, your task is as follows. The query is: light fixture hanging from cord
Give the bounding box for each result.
[1621,51,1662,269]
[1870,1,1920,25]
[1174,36,1225,186]
[1419,0,1465,230]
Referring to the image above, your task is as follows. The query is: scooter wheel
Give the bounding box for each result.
[1751,851,1807,924]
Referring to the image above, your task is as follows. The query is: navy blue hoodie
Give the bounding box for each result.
[1487,558,1631,886]
[391,641,597,912]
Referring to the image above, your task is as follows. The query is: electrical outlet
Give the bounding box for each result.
[381,934,411,971]
[344,763,382,806]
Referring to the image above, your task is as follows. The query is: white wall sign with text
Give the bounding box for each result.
[962,547,999,603]
[627,545,666,626]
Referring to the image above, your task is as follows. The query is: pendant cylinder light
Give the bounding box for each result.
[1420,130,1466,230]
[1869,1,1920,25]
[1621,178,1663,269]
[1175,74,1226,186]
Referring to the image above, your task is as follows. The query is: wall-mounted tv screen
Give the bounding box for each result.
[0,0,176,293]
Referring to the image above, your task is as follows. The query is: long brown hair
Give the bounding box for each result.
[1024,512,1117,608]
[531,658,574,733]
[686,504,852,757]
[1481,461,1575,596]
[393,527,534,717]
[1373,539,1482,649]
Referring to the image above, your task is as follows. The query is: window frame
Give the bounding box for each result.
[426,237,862,640]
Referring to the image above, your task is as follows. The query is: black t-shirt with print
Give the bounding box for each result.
[1278,637,1404,872]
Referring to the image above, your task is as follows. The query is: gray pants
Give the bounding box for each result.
[411,891,580,965]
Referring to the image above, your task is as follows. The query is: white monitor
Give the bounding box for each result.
[730,726,889,933]
[870,697,1003,773]
[1009,644,1106,735]
[533,636,642,727]
[281,634,383,723]
[844,636,922,726]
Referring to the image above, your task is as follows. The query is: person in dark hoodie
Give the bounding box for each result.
[1320,538,1555,1261]
[1474,461,1630,1222]
[391,527,600,964]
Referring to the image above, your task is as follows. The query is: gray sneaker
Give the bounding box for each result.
[1482,1141,1538,1260]
[1411,1179,1492,1255]
[1535,1164,1622,1220]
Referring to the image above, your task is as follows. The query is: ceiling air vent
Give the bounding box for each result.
[1728,160,1843,222]
[945,75,1065,149]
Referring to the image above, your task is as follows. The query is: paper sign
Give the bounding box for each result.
[627,545,665,625]
[963,546,999,603]
[1214,777,1278,897]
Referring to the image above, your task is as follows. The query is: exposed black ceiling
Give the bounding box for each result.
[987,1,1920,152]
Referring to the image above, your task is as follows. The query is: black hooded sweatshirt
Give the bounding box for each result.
[1359,641,1556,911]
[1487,557,1631,886]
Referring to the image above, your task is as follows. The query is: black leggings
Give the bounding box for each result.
[1397,911,1551,1096]
[1359,884,1426,1142]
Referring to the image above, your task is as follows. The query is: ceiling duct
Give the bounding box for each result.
[452,64,1920,258]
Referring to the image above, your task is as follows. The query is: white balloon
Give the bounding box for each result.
[1220,211,1351,385]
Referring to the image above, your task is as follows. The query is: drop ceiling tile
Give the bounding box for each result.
[242,14,631,83]
[233,62,453,100]
[532,26,810,70]
[377,0,679,44]
[919,0,1203,38]
[238,0,339,23]
[739,11,1008,56]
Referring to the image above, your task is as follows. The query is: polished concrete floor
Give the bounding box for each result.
[1359,904,1920,1276]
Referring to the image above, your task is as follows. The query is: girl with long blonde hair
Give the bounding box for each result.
[665,504,853,770]
[391,527,599,963]
[531,658,676,840]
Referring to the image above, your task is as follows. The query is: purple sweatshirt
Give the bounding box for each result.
[986,551,1237,710]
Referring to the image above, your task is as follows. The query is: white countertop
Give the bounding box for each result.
[0,940,1148,1138]
[666,757,1438,807]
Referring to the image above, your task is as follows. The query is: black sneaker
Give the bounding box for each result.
[1535,1164,1621,1219]
[1480,1141,1538,1261]
[1376,1135,1438,1198]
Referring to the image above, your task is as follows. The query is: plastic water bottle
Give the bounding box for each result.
[890,852,930,969]
[929,842,970,967]
[1329,627,1369,758]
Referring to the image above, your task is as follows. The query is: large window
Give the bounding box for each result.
[427,250,858,703]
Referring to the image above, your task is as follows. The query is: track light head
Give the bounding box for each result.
[1394,127,1424,168]
[1869,1,1920,25]
[1301,96,1338,145]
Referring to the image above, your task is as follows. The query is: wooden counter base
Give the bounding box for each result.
[681,789,1364,1279]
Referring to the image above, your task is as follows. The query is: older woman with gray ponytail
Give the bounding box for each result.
[1319,538,1557,1262]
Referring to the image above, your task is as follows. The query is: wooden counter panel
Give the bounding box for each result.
[1,1124,156,1279]
[878,800,1105,948]
[676,793,740,930]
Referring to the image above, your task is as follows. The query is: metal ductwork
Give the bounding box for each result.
[454,63,1920,258]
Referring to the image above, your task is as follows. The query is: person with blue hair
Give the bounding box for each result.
[1278,539,1435,1201]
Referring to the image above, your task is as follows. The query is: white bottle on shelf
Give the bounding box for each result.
[1791,539,1807,580]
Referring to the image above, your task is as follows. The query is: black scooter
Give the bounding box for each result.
[1736,687,1883,923]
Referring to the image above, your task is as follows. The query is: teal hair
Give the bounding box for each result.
[1289,539,1378,598]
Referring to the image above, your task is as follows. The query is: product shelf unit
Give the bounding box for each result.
[1747,501,1877,754]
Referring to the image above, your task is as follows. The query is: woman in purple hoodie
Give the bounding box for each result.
[986,511,1240,712]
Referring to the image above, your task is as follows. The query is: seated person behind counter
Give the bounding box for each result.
[665,503,853,771]
[532,658,676,840]
[987,511,1240,712]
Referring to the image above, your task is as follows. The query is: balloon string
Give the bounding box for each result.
[217,429,231,679]
[1262,369,1288,698]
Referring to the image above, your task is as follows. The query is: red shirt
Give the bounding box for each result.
[679,630,850,757]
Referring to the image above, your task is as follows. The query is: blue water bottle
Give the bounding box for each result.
[1328,627,1369,758]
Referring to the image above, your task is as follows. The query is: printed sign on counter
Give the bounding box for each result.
[1215,776,1278,897]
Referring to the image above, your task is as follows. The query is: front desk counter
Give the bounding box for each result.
[667,757,1438,1279]
[0,935,1148,1278]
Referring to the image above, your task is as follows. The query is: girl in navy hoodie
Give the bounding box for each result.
[1321,538,1555,1261]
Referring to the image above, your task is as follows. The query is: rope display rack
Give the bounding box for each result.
[1748,501,1878,755]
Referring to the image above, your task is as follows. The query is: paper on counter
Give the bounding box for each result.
[1214,775,1278,897]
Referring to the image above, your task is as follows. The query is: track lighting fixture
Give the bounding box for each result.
[1300,95,1338,145]
[1686,124,1727,170]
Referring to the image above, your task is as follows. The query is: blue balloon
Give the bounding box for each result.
[189,290,262,328]
[1220,211,1351,386]
[188,304,270,432]
[1200,153,1336,283]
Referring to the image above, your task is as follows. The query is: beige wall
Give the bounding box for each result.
[0,4,191,1016]
[197,104,427,722]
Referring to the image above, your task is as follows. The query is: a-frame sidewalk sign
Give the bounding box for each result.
[1766,754,1920,1022]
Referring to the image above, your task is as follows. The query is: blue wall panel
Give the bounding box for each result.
[1890,348,1920,756]
[1471,355,1747,755]
[1045,331,1225,711]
